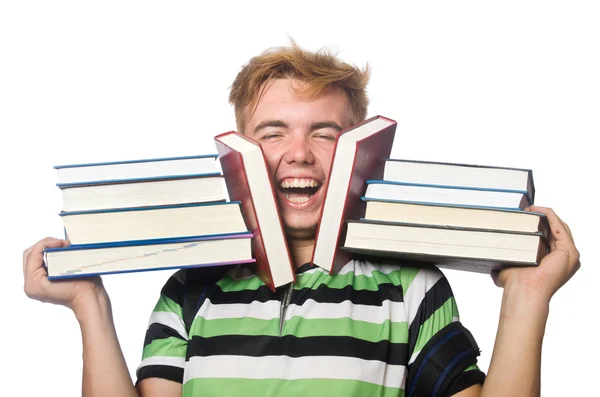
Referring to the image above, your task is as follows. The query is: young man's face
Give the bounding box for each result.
[243,78,354,239]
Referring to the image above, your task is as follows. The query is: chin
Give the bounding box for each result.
[283,221,318,240]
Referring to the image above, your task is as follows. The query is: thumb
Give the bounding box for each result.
[490,269,503,288]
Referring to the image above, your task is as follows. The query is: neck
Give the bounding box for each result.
[286,234,315,269]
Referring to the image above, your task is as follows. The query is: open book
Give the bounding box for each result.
[215,132,295,291]
[311,115,397,274]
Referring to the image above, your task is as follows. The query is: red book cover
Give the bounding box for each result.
[311,116,397,274]
[214,131,295,291]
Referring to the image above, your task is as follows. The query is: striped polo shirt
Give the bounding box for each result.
[137,260,484,396]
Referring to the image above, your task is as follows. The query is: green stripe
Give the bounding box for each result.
[294,269,404,291]
[399,266,422,293]
[218,274,264,292]
[413,297,457,354]
[218,267,407,293]
[192,316,409,343]
[283,317,409,343]
[183,377,404,397]
[142,337,187,360]
[191,317,280,337]
[464,364,480,372]
[153,295,183,317]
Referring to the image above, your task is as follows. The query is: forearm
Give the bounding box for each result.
[480,286,549,397]
[75,290,138,397]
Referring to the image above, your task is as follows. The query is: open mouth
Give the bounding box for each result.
[279,178,322,204]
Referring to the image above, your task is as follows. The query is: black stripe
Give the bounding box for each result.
[160,271,186,308]
[407,276,455,358]
[143,323,186,347]
[209,282,404,306]
[136,364,183,384]
[208,283,280,304]
[187,335,408,366]
[160,267,235,308]
[444,369,486,397]
[293,282,404,305]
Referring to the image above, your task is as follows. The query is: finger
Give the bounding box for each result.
[490,269,502,288]
[24,237,69,277]
[527,206,572,243]
[22,240,40,273]
[23,247,33,274]
[562,221,574,240]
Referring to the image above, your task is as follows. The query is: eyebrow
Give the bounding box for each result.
[310,121,344,133]
[253,120,288,133]
[253,120,344,134]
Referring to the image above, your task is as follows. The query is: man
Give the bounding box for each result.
[23,43,580,397]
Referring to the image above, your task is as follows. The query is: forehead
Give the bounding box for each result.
[245,78,352,130]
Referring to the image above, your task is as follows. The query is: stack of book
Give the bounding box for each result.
[340,159,549,273]
[300,115,548,275]
[43,155,255,279]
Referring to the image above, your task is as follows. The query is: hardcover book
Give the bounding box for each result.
[54,154,219,185]
[215,132,295,291]
[44,233,254,279]
[342,220,548,273]
[311,115,397,274]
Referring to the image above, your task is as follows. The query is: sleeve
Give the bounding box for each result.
[402,265,486,396]
[135,271,189,385]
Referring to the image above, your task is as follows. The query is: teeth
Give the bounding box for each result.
[283,194,310,203]
[280,178,320,188]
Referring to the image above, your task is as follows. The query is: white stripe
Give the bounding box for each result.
[404,268,443,327]
[184,355,406,388]
[407,317,460,365]
[198,298,408,324]
[148,311,188,340]
[297,266,329,277]
[198,300,281,320]
[287,299,408,324]
[408,349,421,365]
[137,356,185,374]
[336,259,402,277]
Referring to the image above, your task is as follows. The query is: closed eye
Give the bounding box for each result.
[260,132,284,140]
[313,133,337,141]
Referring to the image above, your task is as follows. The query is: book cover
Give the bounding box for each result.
[44,233,255,279]
[311,115,397,274]
[214,132,295,291]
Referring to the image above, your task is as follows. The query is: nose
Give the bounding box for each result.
[283,134,315,165]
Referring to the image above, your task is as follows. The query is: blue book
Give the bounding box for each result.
[364,180,531,210]
[44,233,254,279]
[54,154,219,185]
[60,201,248,245]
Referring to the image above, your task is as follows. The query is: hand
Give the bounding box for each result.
[23,237,105,312]
[492,206,580,301]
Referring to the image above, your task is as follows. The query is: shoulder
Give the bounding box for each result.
[158,265,242,301]
[169,264,241,287]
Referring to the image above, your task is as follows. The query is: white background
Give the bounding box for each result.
[1,1,598,396]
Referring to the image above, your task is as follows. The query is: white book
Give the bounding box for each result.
[55,154,219,185]
[364,180,531,210]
